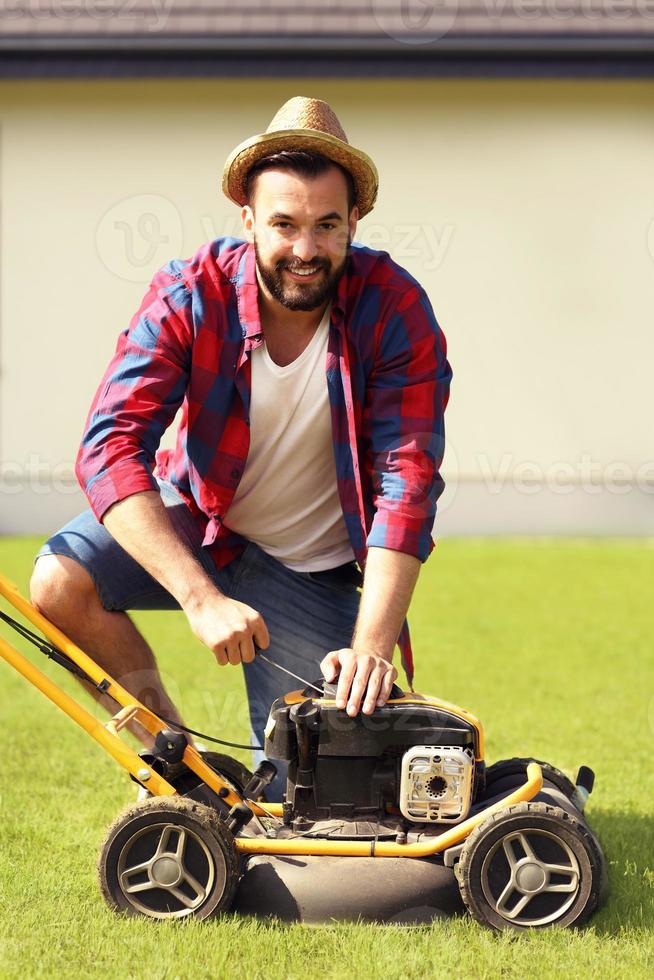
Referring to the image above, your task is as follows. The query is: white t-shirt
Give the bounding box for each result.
[223,305,355,572]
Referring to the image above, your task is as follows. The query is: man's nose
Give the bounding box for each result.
[292,231,318,263]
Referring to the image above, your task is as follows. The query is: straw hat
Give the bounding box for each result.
[222,96,379,217]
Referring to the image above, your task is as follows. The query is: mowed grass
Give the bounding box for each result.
[0,536,652,979]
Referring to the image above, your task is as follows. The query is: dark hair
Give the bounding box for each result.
[245,150,356,214]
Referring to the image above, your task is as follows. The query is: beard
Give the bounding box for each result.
[254,235,351,312]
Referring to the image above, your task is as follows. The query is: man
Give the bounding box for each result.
[30,97,452,800]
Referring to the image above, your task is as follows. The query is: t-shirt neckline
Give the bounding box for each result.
[261,303,332,376]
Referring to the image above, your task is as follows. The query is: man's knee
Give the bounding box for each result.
[30,554,100,622]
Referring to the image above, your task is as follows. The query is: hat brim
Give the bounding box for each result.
[222,129,378,218]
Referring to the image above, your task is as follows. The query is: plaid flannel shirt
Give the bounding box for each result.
[76,238,452,684]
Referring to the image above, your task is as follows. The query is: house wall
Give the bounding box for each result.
[0,78,652,537]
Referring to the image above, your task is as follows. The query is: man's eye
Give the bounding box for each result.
[273,222,292,229]
[318,223,336,231]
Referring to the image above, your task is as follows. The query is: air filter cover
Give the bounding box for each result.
[399,746,475,823]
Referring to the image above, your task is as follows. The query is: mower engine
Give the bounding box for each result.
[264,682,485,839]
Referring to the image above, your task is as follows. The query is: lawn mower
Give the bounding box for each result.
[0,570,608,929]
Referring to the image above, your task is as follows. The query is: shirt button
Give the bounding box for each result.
[231,468,241,479]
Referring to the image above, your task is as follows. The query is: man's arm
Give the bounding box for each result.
[76,267,269,664]
[103,491,269,664]
[320,547,419,715]
[76,265,193,524]
[322,277,452,712]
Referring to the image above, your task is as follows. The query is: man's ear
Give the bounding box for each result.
[242,205,255,244]
[348,205,359,240]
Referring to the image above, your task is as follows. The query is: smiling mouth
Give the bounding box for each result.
[285,266,324,281]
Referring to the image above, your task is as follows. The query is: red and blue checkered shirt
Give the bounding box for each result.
[76,238,452,683]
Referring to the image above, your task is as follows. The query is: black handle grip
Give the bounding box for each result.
[241,760,278,800]
[576,765,595,795]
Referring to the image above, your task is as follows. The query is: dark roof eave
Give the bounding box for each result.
[1,34,653,78]
[1,33,654,55]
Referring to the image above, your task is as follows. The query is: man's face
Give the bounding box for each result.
[242,166,358,312]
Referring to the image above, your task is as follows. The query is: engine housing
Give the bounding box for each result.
[264,684,484,835]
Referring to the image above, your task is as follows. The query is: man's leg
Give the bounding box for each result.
[232,544,361,802]
[29,480,226,745]
[30,554,185,744]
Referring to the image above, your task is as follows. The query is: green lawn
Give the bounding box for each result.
[0,536,652,978]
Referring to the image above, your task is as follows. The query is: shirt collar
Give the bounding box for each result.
[238,243,263,343]
[332,257,348,324]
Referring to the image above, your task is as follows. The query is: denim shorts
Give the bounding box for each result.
[35,478,361,800]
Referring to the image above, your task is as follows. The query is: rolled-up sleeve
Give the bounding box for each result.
[75,267,192,522]
[363,285,452,561]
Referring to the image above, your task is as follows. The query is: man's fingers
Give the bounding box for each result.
[240,636,256,665]
[330,653,398,714]
[252,615,270,651]
[320,651,340,682]
[214,635,256,666]
[335,653,358,708]
[362,665,386,715]
[377,666,398,705]
[226,641,242,666]
[347,657,379,716]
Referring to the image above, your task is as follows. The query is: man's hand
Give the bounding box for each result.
[319,549,417,716]
[320,648,398,716]
[322,548,419,715]
[102,491,270,667]
[184,593,270,666]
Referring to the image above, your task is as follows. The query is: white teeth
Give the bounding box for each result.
[290,267,318,276]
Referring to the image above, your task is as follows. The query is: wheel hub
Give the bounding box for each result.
[515,861,547,894]
[151,855,182,887]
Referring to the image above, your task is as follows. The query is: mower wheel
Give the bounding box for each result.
[484,757,578,800]
[98,796,240,920]
[456,802,607,931]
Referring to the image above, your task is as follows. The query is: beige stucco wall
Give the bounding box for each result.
[0,77,653,535]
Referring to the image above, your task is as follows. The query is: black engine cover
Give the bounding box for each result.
[264,687,479,828]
